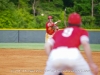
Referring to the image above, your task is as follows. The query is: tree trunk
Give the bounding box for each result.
[32,0,36,16]
[18,0,20,9]
[91,0,94,17]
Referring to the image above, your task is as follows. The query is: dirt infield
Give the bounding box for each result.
[0,48,100,75]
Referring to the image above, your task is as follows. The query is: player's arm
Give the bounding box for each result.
[44,37,55,56]
[81,35,98,75]
[81,40,93,63]
[44,43,51,56]
[53,20,61,31]
[54,20,61,24]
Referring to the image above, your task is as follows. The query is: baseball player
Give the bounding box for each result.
[44,12,98,75]
[45,16,61,42]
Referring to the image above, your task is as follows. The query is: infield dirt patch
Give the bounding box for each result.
[0,49,100,75]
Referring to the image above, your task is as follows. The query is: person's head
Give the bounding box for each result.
[68,12,82,27]
[48,16,53,22]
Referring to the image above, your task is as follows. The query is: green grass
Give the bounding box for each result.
[0,43,44,49]
[80,44,100,51]
[0,43,100,51]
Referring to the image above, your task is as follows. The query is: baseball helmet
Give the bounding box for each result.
[48,16,53,19]
[68,12,81,25]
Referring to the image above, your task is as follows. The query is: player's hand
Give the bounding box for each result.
[57,20,61,23]
[89,62,98,75]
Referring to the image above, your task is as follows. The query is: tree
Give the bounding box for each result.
[0,0,100,29]
[73,0,91,15]
[94,1,100,25]
[91,0,94,17]
[32,0,36,16]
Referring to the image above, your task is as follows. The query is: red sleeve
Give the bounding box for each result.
[82,29,89,37]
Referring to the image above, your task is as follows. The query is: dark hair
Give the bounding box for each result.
[67,23,81,27]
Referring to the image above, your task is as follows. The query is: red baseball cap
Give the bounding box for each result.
[48,16,53,19]
[68,12,81,25]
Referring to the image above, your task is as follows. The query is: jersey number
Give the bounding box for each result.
[62,28,74,37]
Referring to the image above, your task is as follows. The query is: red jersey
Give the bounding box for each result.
[51,27,89,49]
[46,22,56,35]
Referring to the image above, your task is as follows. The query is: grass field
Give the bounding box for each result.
[0,43,100,51]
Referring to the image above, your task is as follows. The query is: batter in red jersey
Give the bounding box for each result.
[44,13,98,75]
[45,16,60,42]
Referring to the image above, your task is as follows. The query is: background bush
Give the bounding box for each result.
[0,0,100,29]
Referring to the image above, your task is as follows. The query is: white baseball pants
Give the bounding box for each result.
[44,47,93,75]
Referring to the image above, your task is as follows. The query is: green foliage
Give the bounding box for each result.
[0,9,34,29]
[0,0,15,11]
[0,0,100,29]
[74,0,91,15]
[16,9,34,28]
[94,2,100,26]
[62,0,74,8]
[81,16,98,29]
[33,15,47,29]
[0,10,17,28]
[53,0,64,10]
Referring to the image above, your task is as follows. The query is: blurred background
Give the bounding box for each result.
[0,0,100,29]
[0,0,100,50]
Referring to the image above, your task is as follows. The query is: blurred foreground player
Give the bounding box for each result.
[44,12,98,75]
